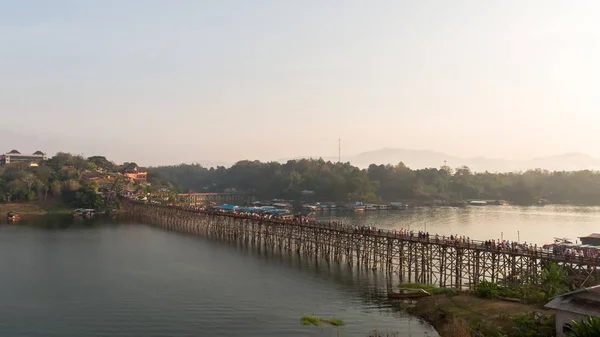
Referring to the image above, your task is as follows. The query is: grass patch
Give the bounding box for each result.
[408,294,556,337]
[301,316,344,327]
[397,282,457,295]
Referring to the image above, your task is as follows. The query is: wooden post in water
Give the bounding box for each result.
[123,200,600,289]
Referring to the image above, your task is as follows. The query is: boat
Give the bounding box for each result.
[365,204,378,211]
[387,288,431,299]
[73,208,96,217]
[347,202,366,212]
[6,211,20,221]
[389,202,407,210]
[302,204,318,212]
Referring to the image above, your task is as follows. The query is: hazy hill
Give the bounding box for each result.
[278,148,600,172]
[1,128,598,172]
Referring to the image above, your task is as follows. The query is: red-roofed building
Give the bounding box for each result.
[121,166,147,182]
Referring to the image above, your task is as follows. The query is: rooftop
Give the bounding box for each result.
[4,150,45,156]
[580,233,600,239]
[544,285,600,317]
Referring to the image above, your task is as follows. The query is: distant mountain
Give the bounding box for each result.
[1,129,598,172]
[278,148,600,172]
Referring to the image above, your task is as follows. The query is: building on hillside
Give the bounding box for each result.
[82,172,102,181]
[1,150,47,165]
[579,233,600,246]
[544,285,600,336]
[121,166,147,182]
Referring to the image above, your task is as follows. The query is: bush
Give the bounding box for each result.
[301,316,344,327]
[475,281,500,298]
[511,312,555,337]
[567,316,600,336]
[498,287,521,299]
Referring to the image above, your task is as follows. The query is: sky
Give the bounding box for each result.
[1,0,600,166]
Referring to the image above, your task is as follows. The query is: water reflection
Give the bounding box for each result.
[0,217,437,337]
[317,205,600,245]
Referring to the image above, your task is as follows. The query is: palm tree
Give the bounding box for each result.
[567,316,600,337]
[541,262,568,299]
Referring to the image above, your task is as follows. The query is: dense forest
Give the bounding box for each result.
[149,159,600,205]
[5,154,600,207]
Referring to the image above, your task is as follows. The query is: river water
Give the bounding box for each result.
[0,215,437,337]
[317,205,600,245]
[1,205,597,337]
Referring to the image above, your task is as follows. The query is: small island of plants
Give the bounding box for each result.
[301,315,344,327]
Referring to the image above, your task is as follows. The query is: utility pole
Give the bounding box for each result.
[338,138,341,163]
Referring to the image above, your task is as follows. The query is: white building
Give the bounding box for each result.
[1,150,47,165]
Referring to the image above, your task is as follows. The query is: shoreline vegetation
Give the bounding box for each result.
[397,283,555,336]
[408,293,555,337]
[401,263,571,337]
[0,152,180,215]
[5,153,600,210]
[150,160,600,206]
[0,201,73,215]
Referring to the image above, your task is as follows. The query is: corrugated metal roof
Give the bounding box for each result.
[544,285,600,316]
[545,296,600,316]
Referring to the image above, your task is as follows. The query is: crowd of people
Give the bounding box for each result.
[138,199,600,263]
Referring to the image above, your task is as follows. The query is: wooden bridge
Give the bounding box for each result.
[124,200,600,290]
[178,192,251,206]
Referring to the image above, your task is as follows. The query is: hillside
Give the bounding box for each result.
[278,149,600,172]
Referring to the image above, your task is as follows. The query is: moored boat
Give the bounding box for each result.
[6,211,20,221]
[389,202,407,210]
[347,202,365,212]
[73,208,96,217]
[365,204,378,211]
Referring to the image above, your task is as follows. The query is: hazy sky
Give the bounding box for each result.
[1,0,599,166]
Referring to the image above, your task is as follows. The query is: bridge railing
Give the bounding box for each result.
[128,199,600,266]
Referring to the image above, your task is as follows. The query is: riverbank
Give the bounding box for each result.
[408,294,555,337]
[0,202,73,215]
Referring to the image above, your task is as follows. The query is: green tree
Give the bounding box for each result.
[541,263,568,299]
[87,156,116,171]
[33,165,54,201]
[74,183,102,209]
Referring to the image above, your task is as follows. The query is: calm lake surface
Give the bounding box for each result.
[1,205,597,337]
[0,216,436,337]
[317,205,600,245]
